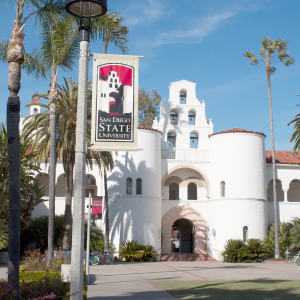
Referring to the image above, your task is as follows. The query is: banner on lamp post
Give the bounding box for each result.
[91,54,141,151]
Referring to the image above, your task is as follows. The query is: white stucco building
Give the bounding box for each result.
[25,80,300,261]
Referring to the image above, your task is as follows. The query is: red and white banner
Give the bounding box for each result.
[91,54,141,151]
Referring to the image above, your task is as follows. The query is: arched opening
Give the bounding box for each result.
[36,173,49,197]
[33,108,38,114]
[243,226,249,243]
[170,108,178,125]
[180,89,187,104]
[169,182,179,200]
[190,132,198,148]
[220,181,225,197]
[288,179,300,202]
[188,109,196,125]
[188,183,197,200]
[171,219,194,253]
[167,131,176,148]
[85,174,97,197]
[126,178,132,195]
[136,178,142,195]
[56,174,67,197]
[267,179,284,202]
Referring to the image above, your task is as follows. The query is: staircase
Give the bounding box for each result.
[160,253,217,262]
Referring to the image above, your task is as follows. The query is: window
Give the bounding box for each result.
[180,89,187,104]
[136,178,142,195]
[220,181,225,197]
[126,178,132,195]
[104,93,106,98]
[243,226,248,243]
[188,110,195,125]
[110,78,113,82]
[113,73,115,77]
[115,79,117,83]
[109,83,112,88]
[190,133,198,148]
[101,93,103,97]
[169,182,179,200]
[167,132,176,148]
[170,109,178,125]
[33,108,38,114]
[115,84,118,88]
[188,183,197,200]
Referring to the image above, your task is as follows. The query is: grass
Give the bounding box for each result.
[155,280,300,300]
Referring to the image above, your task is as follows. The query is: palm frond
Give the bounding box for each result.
[23,48,48,79]
[0,39,8,63]
[243,51,259,66]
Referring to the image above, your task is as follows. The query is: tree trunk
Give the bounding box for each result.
[104,168,109,253]
[103,34,109,54]
[7,97,21,299]
[48,79,58,262]
[266,64,280,259]
[63,158,74,250]
[7,9,25,297]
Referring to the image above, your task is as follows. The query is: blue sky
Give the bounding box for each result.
[1,0,300,151]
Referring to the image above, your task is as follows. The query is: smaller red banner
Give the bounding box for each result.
[92,196,103,215]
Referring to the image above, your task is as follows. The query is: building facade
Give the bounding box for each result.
[27,80,300,260]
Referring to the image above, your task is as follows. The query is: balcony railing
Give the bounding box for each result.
[161,149,210,161]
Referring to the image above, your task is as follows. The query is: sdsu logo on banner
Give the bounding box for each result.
[97,64,133,141]
[91,54,140,151]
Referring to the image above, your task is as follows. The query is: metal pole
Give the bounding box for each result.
[86,188,92,284]
[70,27,90,300]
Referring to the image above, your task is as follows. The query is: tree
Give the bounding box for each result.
[138,88,162,128]
[288,99,300,154]
[91,12,129,54]
[0,124,45,226]
[0,0,67,291]
[244,37,295,259]
[22,78,114,251]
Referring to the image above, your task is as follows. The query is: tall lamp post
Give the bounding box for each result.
[65,1,107,299]
[85,178,95,285]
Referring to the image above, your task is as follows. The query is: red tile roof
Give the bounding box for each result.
[138,126,162,135]
[266,150,300,165]
[209,127,266,138]
[31,97,40,103]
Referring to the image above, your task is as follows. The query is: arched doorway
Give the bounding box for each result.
[171,219,194,253]
[161,205,207,254]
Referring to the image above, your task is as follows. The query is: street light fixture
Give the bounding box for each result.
[85,178,96,285]
[65,1,107,299]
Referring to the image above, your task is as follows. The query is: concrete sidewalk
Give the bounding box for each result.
[86,261,300,299]
[1,261,300,299]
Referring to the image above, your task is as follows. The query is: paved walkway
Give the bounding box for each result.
[87,261,300,299]
[1,262,300,299]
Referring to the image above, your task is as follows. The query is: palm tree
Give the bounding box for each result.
[0,0,66,290]
[91,12,129,54]
[244,37,295,259]
[22,78,114,251]
[288,100,300,154]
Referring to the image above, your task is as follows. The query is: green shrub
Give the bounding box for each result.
[140,244,158,262]
[290,217,300,249]
[263,222,293,258]
[90,239,116,254]
[222,239,245,263]
[21,249,71,272]
[119,240,157,262]
[0,219,8,251]
[241,239,267,262]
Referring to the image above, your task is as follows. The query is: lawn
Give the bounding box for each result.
[155,280,300,300]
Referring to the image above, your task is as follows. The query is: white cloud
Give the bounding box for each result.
[152,10,236,46]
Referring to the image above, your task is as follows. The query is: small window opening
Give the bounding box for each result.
[126,178,132,195]
[220,181,225,197]
[180,90,187,104]
[169,182,179,200]
[33,108,38,114]
[170,111,178,125]
[190,133,198,148]
[113,73,115,77]
[109,83,112,88]
[243,226,249,243]
[189,112,195,125]
[136,178,142,195]
[167,132,176,148]
[115,84,118,88]
[110,78,113,82]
